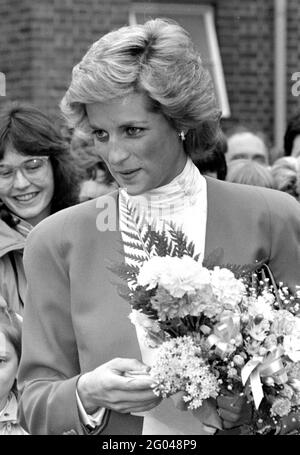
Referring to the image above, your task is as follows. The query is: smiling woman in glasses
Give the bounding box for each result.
[0,101,80,314]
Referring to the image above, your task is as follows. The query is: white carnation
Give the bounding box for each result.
[210,266,245,308]
[137,256,169,290]
[137,255,210,298]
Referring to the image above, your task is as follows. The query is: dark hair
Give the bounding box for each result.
[0,304,22,395]
[284,112,300,156]
[191,128,228,180]
[0,101,81,227]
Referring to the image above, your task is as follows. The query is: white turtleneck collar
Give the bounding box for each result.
[119,156,208,262]
[120,157,203,213]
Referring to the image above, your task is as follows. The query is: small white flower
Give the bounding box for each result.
[150,335,219,409]
[247,319,270,342]
[283,334,300,362]
[247,292,275,322]
[272,310,298,336]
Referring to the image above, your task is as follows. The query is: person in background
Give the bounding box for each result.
[226,159,275,189]
[225,126,269,165]
[18,19,300,436]
[79,161,118,202]
[283,111,300,158]
[0,297,27,435]
[271,156,300,200]
[0,101,80,314]
[70,130,118,202]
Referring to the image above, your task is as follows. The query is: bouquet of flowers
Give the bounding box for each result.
[112,206,300,435]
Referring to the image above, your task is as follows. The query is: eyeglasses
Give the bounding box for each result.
[0,156,50,188]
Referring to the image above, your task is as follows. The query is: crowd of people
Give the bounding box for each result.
[1,18,300,436]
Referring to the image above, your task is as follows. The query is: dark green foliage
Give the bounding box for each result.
[107,262,139,286]
[130,286,158,319]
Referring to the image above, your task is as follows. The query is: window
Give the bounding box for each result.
[129,3,230,118]
[0,72,5,97]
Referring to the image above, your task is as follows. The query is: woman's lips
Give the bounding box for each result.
[118,169,141,178]
[13,192,39,202]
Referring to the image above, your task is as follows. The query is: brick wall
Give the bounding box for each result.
[0,0,131,120]
[0,0,33,104]
[1,0,300,147]
[286,0,300,122]
[216,0,274,140]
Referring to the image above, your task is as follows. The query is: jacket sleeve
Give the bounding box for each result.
[263,189,300,289]
[17,212,88,435]
[0,254,23,314]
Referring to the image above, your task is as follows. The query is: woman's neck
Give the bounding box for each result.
[24,204,52,227]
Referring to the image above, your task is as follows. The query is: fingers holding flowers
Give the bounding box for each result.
[77,357,161,414]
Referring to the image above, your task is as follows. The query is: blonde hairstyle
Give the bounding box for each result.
[60,18,221,155]
[271,156,300,199]
[226,159,275,189]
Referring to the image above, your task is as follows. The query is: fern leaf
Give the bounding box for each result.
[168,224,192,258]
[120,200,150,261]
[121,251,148,265]
[121,238,147,254]
[122,228,142,242]
[107,262,139,283]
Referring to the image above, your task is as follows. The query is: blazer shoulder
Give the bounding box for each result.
[206,176,300,214]
[27,190,119,243]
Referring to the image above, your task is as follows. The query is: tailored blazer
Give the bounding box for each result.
[18,177,300,435]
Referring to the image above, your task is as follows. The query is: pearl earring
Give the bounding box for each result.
[179,131,186,141]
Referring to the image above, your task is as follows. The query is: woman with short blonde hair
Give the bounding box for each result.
[18,18,300,436]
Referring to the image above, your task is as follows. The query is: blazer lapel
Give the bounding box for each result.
[204,176,224,261]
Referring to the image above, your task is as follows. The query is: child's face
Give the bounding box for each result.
[0,331,18,406]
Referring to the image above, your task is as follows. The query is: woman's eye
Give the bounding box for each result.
[93,130,108,141]
[126,127,142,137]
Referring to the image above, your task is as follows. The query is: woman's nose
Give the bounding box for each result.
[107,140,130,165]
[13,169,31,189]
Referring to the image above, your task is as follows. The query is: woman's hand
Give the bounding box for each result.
[216,394,252,430]
[77,358,161,414]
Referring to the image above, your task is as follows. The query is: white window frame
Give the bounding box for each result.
[0,72,5,97]
[129,3,230,118]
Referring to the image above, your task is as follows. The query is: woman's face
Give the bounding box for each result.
[0,330,18,409]
[86,92,187,195]
[0,146,55,226]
